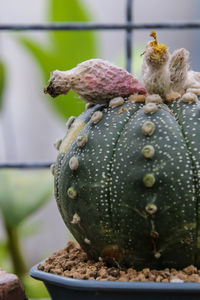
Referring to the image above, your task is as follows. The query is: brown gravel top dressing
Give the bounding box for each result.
[38,241,200,283]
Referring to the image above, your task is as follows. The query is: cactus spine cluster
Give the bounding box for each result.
[48,32,200,269]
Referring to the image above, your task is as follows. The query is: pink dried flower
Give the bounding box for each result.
[44,59,146,104]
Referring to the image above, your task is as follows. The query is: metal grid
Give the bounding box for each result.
[1,0,200,169]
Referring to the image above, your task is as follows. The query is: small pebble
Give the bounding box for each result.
[170,278,184,283]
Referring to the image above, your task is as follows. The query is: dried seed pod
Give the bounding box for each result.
[45,59,146,104]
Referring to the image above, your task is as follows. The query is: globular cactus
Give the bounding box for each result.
[48,33,200,269]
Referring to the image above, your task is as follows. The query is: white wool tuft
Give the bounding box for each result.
[169,48,189,92]
[141,43,171,98]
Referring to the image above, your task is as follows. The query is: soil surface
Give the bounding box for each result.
[38,241,200,283]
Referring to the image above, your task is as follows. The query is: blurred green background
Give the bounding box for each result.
[0,0,97,298]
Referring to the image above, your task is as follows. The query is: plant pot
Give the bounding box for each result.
[30,262,200,300]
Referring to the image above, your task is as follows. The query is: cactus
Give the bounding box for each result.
[48,33,200,269]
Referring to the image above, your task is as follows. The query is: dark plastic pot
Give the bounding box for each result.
[30,263,200,300]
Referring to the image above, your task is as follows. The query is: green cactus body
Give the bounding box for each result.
[54,98,200,269]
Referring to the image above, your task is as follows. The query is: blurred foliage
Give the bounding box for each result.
[0,241,12,271]
[0,170,53,299]
[23,274,49,299]
[0,170,53,229]
[20,0,97,119]
[0,40,56,300]
[0,60,6,112]
[0,0,96,298]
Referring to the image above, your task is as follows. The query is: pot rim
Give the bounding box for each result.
[30,262,200,294]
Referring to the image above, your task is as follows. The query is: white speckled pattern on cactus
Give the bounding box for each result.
[54,98,200,268]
